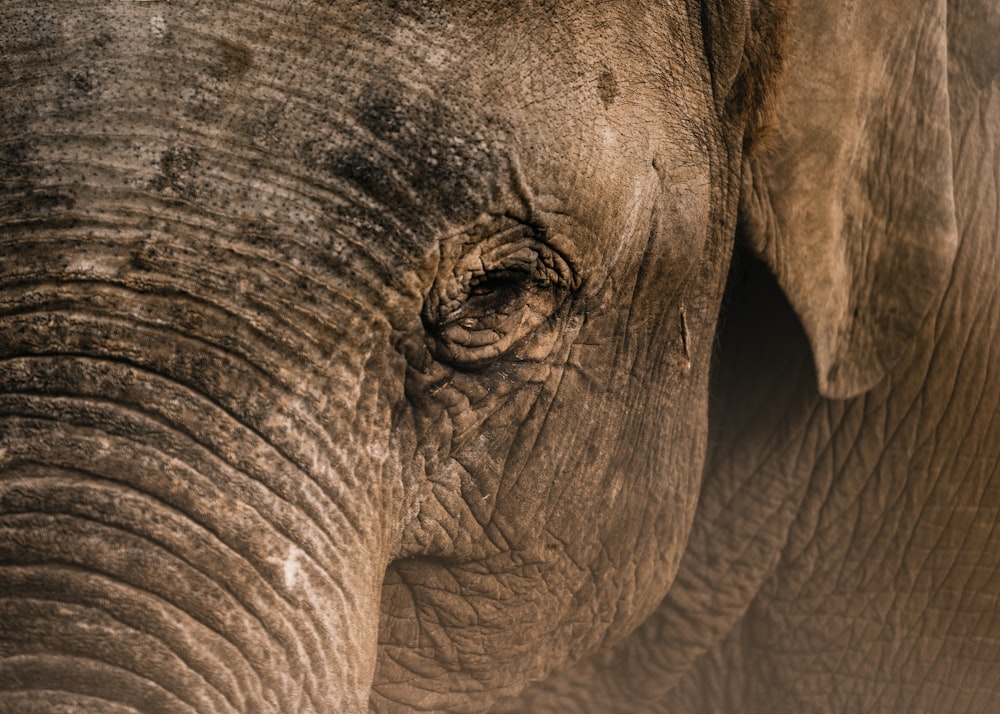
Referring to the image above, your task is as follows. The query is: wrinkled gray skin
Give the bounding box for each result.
[0,1,997,712]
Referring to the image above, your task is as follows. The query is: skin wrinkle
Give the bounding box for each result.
[620,358,824,700]
[732,167,985,696]
[1,690,147,713]
[4,596,235,712]
[2,563,266,709]
[2,213,400,347]
[488,4,740,708]
[0,294,302,400]
[0,314,351,511]
[0,540,277,712]
[2,655,200,713]
[0,404,356,704]
[60,157,416,316]
[0,494,304,662]
[0,356,360,567]
[494,361,569,514]
[0,421,339,614]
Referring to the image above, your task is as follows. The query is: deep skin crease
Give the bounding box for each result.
[3,0,998,712]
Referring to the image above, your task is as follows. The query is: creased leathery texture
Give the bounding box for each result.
[0,363,378,709]
[0,218,397,709]
[0,2,428,706]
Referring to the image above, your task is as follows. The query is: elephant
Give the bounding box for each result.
[0,0,997,711]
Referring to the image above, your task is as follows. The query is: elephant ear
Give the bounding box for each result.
[739,0,958,399]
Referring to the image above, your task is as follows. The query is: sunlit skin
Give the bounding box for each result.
[2,1,999,712]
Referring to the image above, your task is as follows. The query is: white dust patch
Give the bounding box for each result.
[282,545,310,592]
[150,15,166,38]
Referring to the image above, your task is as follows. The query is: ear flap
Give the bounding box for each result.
[739,0,958,399]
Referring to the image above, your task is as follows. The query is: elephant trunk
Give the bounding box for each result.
[0,209,404,710]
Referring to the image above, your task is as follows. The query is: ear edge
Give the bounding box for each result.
[740,153,959,401]
[736,1,959,400]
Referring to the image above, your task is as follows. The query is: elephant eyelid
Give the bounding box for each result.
[449,268,539,315]
[423,230,574,369]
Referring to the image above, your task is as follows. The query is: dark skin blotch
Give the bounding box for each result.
[29,192,76,212]
[68,71,94,94]
[357,89,407,140]
[0,142,34,184]
[129,239,158,272]
[321,148,404,208]
[216,38,253,78]
[151,147,201,198]
[302,83,508,232]
[598,69,619,108]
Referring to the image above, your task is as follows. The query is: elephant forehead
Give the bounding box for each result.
[5,1,712,286]
[298,1,715,275]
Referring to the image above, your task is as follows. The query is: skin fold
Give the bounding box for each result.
[0,0,996,712]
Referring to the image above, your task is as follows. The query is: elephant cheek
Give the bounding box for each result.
[0,246,408,711]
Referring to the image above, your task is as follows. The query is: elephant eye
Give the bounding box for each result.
[423,220,575,370]
[469,270,527,298]
[460,268,535,316]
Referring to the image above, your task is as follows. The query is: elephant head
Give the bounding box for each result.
[0,0,963,712]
